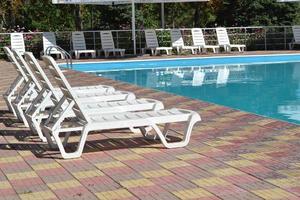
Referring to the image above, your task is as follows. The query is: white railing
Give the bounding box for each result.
[0,26,295,57]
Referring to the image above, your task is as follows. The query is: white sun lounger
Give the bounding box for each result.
[171,29,198,54]
[289,26,300,49]
[191,28,219,53]
[100,31,125,58]
[41,32,65,59]
[23,52,164,143]
[216,28,246,52]
[144,29,172,55]
[10,33,25,55]
[8,48,135,127]
[71,31,96,59]
[41,55,201,159]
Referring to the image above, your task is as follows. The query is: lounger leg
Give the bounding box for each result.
[144,113,200,148]
[13,84,36,127]
[51,127,89,159]
[104,51,109,58]
[176,47,180,54]
[4,76,24,116]
[151,49,155,56]
[26,91,53,142]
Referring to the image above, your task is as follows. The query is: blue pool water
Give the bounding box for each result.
[69,55,300,125]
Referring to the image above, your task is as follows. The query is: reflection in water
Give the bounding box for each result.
[94,62,300,124]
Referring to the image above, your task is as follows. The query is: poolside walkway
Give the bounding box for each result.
[0,55,300,200]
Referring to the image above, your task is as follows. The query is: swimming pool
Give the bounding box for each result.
[69,54,300,125]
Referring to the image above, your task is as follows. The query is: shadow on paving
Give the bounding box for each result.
[0,125,183,159]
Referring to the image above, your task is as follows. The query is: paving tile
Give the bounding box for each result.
[1,58,300,199]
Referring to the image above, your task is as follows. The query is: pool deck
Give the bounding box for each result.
[0,51,300,200]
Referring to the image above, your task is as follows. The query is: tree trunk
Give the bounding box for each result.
[74,5,82,31]
[194,3,201,27]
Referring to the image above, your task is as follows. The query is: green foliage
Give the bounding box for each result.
[215,0,300,27]
[1,0,300,32]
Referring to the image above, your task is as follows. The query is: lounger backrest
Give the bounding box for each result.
[292,26,300,43]
[216,28,230,46]
[171,29,184,47]
[100,31,115,50]
[24,52,57,98]
[43,32,57,53]
[11,49,42,91]
[10,33,25,55]
[191,28,206,46]
[42,56,90,125]
[3,47,27,80]
[145,29,159,48]
[72,31,87,50]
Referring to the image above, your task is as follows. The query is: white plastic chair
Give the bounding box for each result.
[216,28,246,52]
[171,29,198,54]
[289,26,300,49]
[41,55,201,159]
[23,52,164,143]
[71,31,96,59]
[10,33,25,55]
[41,32,65,59]
[100,31,125,58]
[144,29,172,55]
[191,28,219,53]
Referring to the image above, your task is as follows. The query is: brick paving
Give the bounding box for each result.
[0,53,300,199]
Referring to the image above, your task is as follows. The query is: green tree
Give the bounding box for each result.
[215,0,300,26]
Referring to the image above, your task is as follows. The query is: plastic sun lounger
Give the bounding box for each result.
[10,33,25,55]
[23,52,164,143]
[71,31,96,59]
[216,28,246,52]
[144,29,172,56]
[41,55,201,159]
[191,28,219,53]
[170,29,198,55]
[289,26,300,50]
[41,32,65,59]
[100,31,125,58]
[8,48,135,127]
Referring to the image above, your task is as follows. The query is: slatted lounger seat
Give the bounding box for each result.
[100,31,125,58]
[71,31,96,59]
[41,55,201,159]
[144,29,172,55]
[171,29,198,55]
[216,28,246,52]
[23,52,164,144]
[191,28,219,53]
